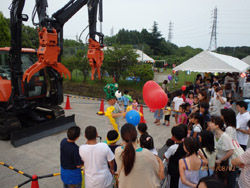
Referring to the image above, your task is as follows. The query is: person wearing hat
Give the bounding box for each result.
[104,83,126,132]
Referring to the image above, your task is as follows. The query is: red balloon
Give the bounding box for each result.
[181,85,186,91]
[143,81,168,110]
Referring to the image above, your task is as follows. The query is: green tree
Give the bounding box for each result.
[0,12,10,47]
[128,64,154,82]
[22,26,39,48]
[103,45,138,81]
[75,49,90,81]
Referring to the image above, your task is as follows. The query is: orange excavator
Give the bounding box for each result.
[0,0,104,146]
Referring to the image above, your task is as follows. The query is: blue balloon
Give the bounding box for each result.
[125,110,141,126]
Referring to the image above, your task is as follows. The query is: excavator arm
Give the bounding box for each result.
[9,0,27,97]
[22,0,104,82]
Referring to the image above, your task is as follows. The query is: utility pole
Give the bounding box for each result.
[167,21,173,42]
[208,7,218,51]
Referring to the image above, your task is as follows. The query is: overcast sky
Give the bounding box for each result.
[1,0,250,49]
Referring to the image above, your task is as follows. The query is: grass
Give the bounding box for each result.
[162,69,198,91]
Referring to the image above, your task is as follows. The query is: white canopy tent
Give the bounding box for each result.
[242,55,250,66]
[104,47,155,63]
[134,49,155,63]
[173,51,250,73]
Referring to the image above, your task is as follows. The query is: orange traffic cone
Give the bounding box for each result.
[31,175,39,188]
[64,95,72,110]
[97,99,105,115]
[139,104,146,123]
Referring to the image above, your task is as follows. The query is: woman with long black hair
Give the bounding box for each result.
[221,108,237,141]
[115,123,164,188]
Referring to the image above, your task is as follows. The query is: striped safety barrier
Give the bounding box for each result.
[64,94,102,101]
[0,162,60,188]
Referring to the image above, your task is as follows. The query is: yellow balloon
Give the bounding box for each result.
[104,106,120,142]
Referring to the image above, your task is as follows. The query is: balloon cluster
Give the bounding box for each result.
[143,81,168,110]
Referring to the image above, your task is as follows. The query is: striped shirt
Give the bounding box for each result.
[239,149,250,188]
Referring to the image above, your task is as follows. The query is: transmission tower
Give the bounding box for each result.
[208,7,218,51]
[110,26,114,36]
[167,21,173,42]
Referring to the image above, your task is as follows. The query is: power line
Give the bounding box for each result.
[208,7,218,51]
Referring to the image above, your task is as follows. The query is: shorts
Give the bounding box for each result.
[154,109,163,120]
[165,115,170,121]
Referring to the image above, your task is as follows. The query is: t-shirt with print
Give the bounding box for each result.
[236,112,250,146]
[79,143,115,188]
[164,107,171,115]
[215,133,234,161]
[173,97,184,111]
[239,148,250,188]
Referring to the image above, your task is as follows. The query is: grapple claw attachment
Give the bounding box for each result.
[87,38,104,80]
[22,27,71,83]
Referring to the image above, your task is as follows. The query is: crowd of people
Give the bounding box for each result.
[59,73,250,188]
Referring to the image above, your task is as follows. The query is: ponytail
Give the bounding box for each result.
[122,141,136,176]
[120,123,137,176]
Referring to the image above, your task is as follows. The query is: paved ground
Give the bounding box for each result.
[0,96,172,188]
[154,72,168,84]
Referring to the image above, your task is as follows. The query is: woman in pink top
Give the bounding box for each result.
[178,104,188,125]
[186,91,194,106]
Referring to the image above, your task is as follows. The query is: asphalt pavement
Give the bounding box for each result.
[0,96,172,188]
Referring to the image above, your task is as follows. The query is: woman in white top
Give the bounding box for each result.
[208,116,235,188]
[115,123,164,188]
[221,108,237,141]
[199,130,216,178]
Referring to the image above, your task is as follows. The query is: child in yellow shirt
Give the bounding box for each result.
[163,102,171,126]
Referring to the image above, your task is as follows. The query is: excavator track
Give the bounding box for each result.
[0,115,21,140]
[0,106,75,147]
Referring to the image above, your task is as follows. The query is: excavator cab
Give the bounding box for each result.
[0,47,75,146]
[0,47,46,100]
